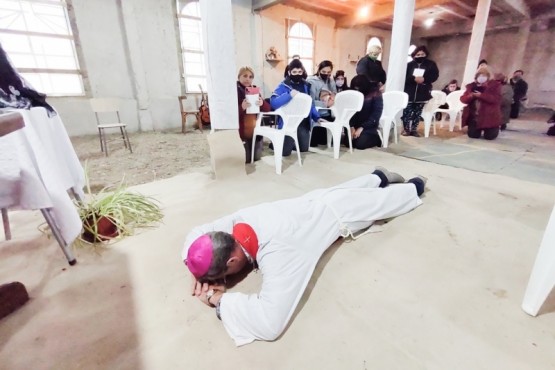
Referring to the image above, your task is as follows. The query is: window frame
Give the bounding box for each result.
[176,0,206,94]
[286,19,315,75]
[0,0,86,96]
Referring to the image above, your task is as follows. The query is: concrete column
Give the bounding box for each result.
[385,0,415,92]
[462,0,492,84]
[199,0,239,130]
[509,20,530,75]
[119,0,154,131]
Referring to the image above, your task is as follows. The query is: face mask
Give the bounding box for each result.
[369,54,378,60]
[413,56,425,63]
[336,79,344,87]
[319,73,330,81]
[477,76,488,84]
[290,74,303,83]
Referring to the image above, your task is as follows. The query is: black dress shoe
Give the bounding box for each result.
[410,131,421,137]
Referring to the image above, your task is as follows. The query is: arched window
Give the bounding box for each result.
[366,37,382,61]
[0,0,84,95]
[177,1,206,93]
[287,20,314,75]
[407,44,417,62]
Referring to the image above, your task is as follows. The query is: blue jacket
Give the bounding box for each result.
[270,78,320,128]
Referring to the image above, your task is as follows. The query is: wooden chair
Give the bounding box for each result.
[89,98,133,156]
[178,96,201,133]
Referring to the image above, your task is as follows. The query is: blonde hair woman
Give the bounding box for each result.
[236,66,270,163]
[355,45,386,85]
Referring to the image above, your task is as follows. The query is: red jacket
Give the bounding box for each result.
[460,80,502,129]
[237,82,271,140]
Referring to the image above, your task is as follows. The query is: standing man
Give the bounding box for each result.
[182,168,426,346]
[510,70,528,119]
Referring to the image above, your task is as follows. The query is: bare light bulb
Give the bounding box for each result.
[424,18,435,28]
[358,5,369,18]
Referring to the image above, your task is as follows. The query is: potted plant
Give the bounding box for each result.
[76,177,163,244]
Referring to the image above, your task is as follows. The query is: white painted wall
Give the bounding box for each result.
[45,1,555,137]
[335,26,392,87]
[257,4,336,98]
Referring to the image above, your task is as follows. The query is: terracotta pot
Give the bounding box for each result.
[82,214,119,243]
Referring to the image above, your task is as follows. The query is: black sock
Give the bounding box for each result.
[408,178,425,196]
[372,170,389,188]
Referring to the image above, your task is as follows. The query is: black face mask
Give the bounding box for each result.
[413,56,425,63]
[319,73,330,81]
[290,74,303,83]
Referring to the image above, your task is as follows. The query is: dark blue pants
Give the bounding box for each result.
[282,118,311,157]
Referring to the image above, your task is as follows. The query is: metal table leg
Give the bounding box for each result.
[40,208,77,266]
[1,208,11,241]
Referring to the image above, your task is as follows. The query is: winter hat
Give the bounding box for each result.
[475,66,491,80]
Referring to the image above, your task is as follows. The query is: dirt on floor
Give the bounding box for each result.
[70,129,210,192]
[72,107,555,193]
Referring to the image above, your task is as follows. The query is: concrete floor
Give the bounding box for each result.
[1,116,555,369]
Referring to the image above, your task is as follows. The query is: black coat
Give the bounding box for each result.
[404,59,439,103]
[349,94,383,134]
[510,78,528,101]
[356,56,387,85]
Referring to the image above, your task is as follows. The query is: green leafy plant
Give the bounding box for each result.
[76,173,163,244]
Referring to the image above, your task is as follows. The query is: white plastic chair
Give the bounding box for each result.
[251,93,312,174]
[316,90,364,159]
[422,90,447,138]
[433,90,466,132]
[379,91,408,148]
[522,203,555,317]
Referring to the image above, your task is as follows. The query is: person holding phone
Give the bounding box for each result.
[307,60,337,147]
[237,66,271,163]
[460,67,502,140]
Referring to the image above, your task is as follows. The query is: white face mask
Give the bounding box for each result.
[336,80,344,87]
[477,76,488,84]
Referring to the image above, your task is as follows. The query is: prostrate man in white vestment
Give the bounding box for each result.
[181,167,427,346]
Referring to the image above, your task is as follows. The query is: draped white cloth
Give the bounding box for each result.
[0,107,84,243]
[199,0,238,130]
[183,174,422,346]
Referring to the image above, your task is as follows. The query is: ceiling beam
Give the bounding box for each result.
[412,12,526,38]
[498,0,530,18]
[435,5,471,20]
[287,0,343,18]
[450,0,476,14]
[252,0,285,11]
[337,0,451,28]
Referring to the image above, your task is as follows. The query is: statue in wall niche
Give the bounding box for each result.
[265,47,280,60]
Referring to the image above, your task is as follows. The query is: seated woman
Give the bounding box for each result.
[334,70,349,93]
[347,75,383,149]
[236,66,271,163]
[460,67,502,140]
[0,44,55,115]
[307,60,337,146]
[270,59,323,157]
